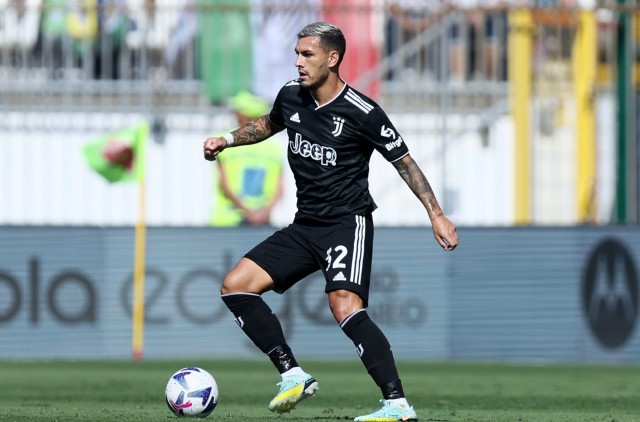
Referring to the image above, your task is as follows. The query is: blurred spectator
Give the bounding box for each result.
[449,0,508,82]
[67,0,98,67]
[249,0,320,102]
[0,0,41,63]
[37,0,97,73]
[37,0,66,70]
[124,0,156,51]
[210,90,285,227]
[124,0,178,79]
[163,0,197,79]
[481,1,508,81]
[384,0,453,80]
[93,0,132,79]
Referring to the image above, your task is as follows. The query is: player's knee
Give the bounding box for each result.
[329,290,364,323]
[331,305,355,323]
[220,270,248,295]
[220,258,275,296]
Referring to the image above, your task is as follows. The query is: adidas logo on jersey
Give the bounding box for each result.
[290,113,301,123]
[333,271,347,281]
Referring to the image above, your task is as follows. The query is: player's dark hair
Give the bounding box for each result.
[297,22,346,66]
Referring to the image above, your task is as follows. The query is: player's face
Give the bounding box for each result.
[294,36,334,90]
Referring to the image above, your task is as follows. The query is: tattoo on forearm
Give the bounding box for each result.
[230,115,274,146]
[394,157,444,220]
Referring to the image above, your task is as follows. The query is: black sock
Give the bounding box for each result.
[340,310,405,399]
[221,293,286,354]
[379,378,405,400]
[267,343,299,374]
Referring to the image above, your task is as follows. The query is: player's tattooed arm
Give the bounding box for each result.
[393,154,459,250]
[393,154,444,221]
[230,115,283,146]
[204,115,283,161]
[393,154,459,249]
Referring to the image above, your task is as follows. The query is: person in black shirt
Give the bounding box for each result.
[203,21,458,422]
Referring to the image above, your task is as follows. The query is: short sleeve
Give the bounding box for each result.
[268,87,286,128]
[361,107,409,162]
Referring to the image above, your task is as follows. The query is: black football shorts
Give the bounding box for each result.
[245,214,374,304]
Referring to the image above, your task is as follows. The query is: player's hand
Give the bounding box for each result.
[244,208,271,225]
[431,215,458,251]
[203,136,228,161]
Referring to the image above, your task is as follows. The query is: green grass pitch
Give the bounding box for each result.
[0,360,639,421]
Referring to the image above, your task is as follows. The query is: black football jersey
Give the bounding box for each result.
[269,80,410,220]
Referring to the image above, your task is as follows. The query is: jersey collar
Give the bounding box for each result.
[313,79,348,110]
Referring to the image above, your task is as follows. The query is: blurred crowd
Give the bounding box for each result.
[0,0,628,101]
[0,0,199,79]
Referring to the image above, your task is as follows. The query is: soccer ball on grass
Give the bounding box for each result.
[165,367,219,417]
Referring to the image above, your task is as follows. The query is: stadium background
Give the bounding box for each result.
[1,0,639,363]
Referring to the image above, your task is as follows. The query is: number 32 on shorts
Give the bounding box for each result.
[325,245,348,271]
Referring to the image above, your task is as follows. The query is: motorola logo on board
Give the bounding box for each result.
[582,238,639,349]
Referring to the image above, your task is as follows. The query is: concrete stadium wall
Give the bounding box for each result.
[0,226,638,363]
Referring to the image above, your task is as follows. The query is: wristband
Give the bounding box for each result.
[223,133,234,147]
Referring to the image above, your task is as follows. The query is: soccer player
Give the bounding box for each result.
[203,21,458,422]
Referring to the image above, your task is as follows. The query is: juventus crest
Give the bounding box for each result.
[332,116,345,137]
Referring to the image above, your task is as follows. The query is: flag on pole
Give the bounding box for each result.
[82,122,149,183]
[82,121,150,360]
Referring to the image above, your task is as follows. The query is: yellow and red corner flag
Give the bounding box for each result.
[82,122,149,183]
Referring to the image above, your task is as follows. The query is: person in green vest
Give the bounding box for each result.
[38,0,98,71]
[210,91,284,227]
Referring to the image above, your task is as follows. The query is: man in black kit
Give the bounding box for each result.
[203,21,458,422]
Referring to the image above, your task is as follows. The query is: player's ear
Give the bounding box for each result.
[328,50,340,68]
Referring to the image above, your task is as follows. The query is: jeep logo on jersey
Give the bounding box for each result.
[290,133,337,166]
[582,238,638,348]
